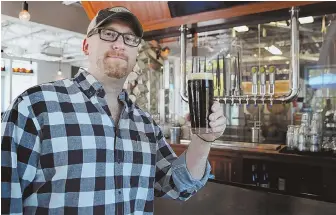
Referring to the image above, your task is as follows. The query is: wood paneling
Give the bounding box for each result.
[81,1,171,25]
[81,1,320,32]
[143,1,320,32]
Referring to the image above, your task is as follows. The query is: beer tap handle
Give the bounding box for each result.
[222,55,226,97]
[231,74,236,96]
[260,66,266,96]
[211,60,213,75]
[216,55,221,96]
[235,53,242,96]
[198,57,201,73]
[251,66,258,96]
[204,56,207,72]
[268,65,276,96]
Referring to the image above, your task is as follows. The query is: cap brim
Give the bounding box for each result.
[96,12,143,37]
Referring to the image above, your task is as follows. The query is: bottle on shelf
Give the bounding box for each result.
[251,164,259,186]
[323,99,333,134]
[259,164,270,188]
[286,125,295,150]
[278,177,286,191]
[298,123,309,152]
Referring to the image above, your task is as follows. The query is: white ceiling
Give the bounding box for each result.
[1,14,88,68]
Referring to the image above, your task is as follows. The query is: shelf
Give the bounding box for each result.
[11,72,35,76]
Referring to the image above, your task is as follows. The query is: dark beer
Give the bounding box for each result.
[187,73,214,134]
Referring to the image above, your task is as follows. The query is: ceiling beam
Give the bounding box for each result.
[142,1,320,32]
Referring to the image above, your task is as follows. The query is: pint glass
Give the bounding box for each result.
[187,57,214,134]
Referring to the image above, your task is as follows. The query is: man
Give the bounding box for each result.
[1,6,226,215]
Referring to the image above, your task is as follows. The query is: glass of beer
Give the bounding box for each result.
[187,57,214,134]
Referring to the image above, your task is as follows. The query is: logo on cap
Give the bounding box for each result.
[109,7,130,13]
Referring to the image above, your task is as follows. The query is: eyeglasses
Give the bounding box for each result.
[87,28,142,47]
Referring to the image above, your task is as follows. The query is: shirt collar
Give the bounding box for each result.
[74,68,132,105]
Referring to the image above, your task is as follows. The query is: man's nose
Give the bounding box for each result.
[111,35,125,50]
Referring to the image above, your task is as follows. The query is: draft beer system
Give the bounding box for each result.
[180,7,301,105]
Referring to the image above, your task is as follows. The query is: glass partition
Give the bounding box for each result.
[157,13,336,144]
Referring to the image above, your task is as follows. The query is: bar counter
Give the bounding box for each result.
[167,139,336,203]
[169,139,336,167]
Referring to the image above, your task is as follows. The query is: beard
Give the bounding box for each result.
[97,50,130,79]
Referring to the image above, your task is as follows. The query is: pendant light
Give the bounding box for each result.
[57,40,63,76]
[19,1,31,22]
[57,60,62,76]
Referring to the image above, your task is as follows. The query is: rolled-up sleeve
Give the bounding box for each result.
[154,126,210,201]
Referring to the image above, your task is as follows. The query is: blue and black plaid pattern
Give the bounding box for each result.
[1,68,210,215]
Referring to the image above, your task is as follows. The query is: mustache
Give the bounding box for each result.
[104,51,128,61]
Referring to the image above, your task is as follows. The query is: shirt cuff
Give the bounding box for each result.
[171,151,211,192]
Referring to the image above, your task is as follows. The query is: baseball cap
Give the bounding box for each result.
[87,6,143,38]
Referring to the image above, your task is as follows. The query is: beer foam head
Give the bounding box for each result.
[188,73,213,80]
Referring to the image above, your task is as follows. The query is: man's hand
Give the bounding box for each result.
[190,101,226,142]
[184,101,226,180]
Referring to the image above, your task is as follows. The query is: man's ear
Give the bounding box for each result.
[82,38,89,55]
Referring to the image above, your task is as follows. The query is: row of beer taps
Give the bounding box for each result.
[211,53,277,106]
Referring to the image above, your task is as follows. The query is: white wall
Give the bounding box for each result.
[36,60,72,84]
[1,53,72,84]
[1,53,73,112]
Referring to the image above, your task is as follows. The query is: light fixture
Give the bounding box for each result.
[160,46,170,58]
[264,45,283,55]
[269,21,288,27]
[233,26,249,32]
[286,61,290,64]
[298,16,314,24]
[231,29,236,38]
[262,28,267,37]
[57,59,62,76]
[19,1,30,22]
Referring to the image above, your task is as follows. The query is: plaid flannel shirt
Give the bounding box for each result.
[1,69,210,215]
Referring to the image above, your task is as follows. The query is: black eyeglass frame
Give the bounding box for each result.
[87,27,142,47]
